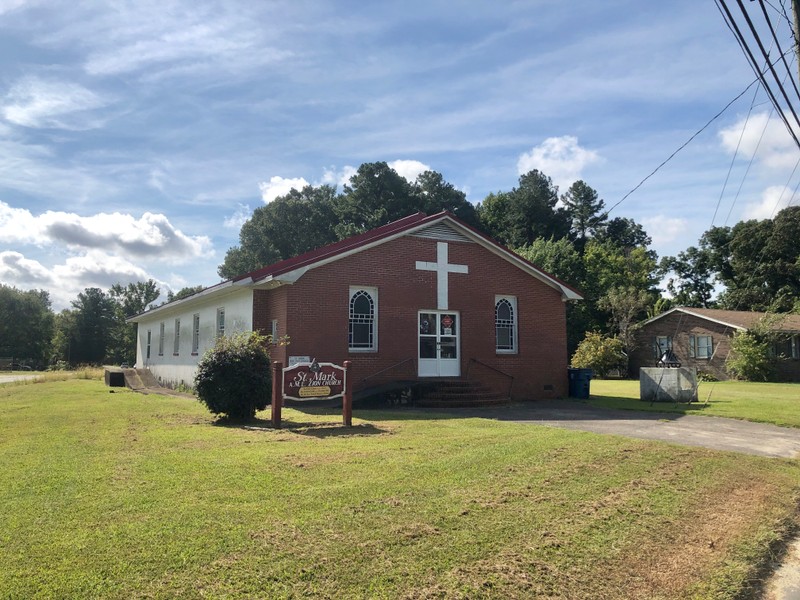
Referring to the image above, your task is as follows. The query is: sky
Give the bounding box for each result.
[1,0,799,311]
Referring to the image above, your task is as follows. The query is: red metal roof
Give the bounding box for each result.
[232,210,582,300]
[233,211,431,282]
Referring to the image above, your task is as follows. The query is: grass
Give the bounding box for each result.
[0,367,104,385]
[589,379,800,428]
[1,378,799,598]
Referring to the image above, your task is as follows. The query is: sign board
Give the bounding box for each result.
[288,355,312,367]
[282,360,346,401]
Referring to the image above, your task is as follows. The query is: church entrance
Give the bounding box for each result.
[418,310,460,377]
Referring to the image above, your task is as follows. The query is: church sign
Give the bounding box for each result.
[282,359,346,401]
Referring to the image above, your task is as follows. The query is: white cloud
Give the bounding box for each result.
[258,176,309,203]
[0,201,211,262]
[0,249,162,310]
[2,76,111,130]
[224,203,251,230]
[742,185,794,220]
[388,159,431,182]
[517,136,599,191]
[641,215,689,246]
[0,251,54,285]
[321,165,357,188]
[719,111,799,170]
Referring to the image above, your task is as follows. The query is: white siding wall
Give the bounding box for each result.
[134,289,253,388]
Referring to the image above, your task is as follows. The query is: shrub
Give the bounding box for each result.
[725,330,774,381]
[194,332,272,421]
[570,332,626,378]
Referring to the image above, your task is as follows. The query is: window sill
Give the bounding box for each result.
[348,348,377,353]
[496,350,518,355]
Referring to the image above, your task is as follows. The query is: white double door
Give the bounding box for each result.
[418,310,460,377]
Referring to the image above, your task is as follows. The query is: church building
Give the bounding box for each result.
[129,211,582,400]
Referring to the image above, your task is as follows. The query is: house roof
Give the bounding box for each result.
[642,307,800,333]
[129,211,582,322]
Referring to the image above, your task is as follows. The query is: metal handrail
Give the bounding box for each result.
[466,358,514,398]
[361,357,417,383]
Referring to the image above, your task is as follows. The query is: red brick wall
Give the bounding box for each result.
[254,235,570,399]
[252,286,289,366]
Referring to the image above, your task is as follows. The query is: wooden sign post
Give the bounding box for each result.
[271,361,283,428]
[273,359,353,428]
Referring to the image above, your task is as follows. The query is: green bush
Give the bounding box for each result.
[725,330,774,382]
[194,332,272,421]
[570,332,626,378]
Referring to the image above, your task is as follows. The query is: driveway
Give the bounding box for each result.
[428,400,800,459]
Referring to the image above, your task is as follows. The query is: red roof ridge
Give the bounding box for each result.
[234,211,431,282]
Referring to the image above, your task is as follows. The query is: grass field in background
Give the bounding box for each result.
[1,378,799,598]
[589,379,800,428]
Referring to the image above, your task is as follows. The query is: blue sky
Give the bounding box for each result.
[1,0,798,310]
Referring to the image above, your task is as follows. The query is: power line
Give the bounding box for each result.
[605,78,759,216]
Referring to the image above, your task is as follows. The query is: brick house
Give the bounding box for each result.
[629,307,800,381]
[129,211,582,400]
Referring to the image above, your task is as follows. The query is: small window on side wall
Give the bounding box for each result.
[216,308,225,339]
[689,334,713,359]
[495,295,517,354]
[192,313,200,354]
[349,287,377,352]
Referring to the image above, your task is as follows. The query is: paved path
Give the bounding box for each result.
[427,400,800,458]
[0,374,39,385]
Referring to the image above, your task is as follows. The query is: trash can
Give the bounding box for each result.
[568,368,593,399]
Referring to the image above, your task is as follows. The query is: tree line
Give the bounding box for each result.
[4,160,799,369]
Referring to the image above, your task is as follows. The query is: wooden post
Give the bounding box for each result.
[342,360,352,427]
[271,361,282,428]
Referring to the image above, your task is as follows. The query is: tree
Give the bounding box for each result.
[561,180,606,252]
[659,245,716,308]
[167,285,205,303]
[598,286,652,371]
[219,185,339,279]
[570,332,626,378]
[194,332,272,420]
[108,280,161,364]
[333,162,419,239]
[70,288,117,364]
[515,237,590,354]
[0,285,54,368]
[701,207,800,312]
[476,170,569,247]
[51,309,77,366]
[412,170,480,228]
[599,217,652,249]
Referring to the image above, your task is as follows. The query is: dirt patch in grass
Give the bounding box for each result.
[605,478,788,598]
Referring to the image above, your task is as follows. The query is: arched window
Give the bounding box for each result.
[495,296,517,353]
[349,288,377,351]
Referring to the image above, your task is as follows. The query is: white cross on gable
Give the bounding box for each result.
[415,241,468,310]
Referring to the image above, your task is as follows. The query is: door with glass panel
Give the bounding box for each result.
[418,311,460,377]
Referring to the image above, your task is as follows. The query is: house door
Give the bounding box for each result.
[418,311,460,377]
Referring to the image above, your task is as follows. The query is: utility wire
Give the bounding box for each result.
[604,78,759,216]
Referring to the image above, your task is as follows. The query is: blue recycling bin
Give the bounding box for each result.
[568,368,593,399]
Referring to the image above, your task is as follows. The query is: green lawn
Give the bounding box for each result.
[589,379,800,428]
[1,379,800,598]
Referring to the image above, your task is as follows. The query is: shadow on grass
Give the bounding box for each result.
[587,395,716,417]
[212,415,390,437]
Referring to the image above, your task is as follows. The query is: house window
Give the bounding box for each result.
[146,329,151,360]
[792,335,800,360]
[654,335,672,358]
[689,335,713,359]
[495,296,517,353]
[173,318,180,355]
[192,313,200,354]
[216,308,225,339]
[349,287,377,351]
[158,322,165,356]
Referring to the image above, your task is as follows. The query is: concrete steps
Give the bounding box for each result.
[416,379,509,408]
